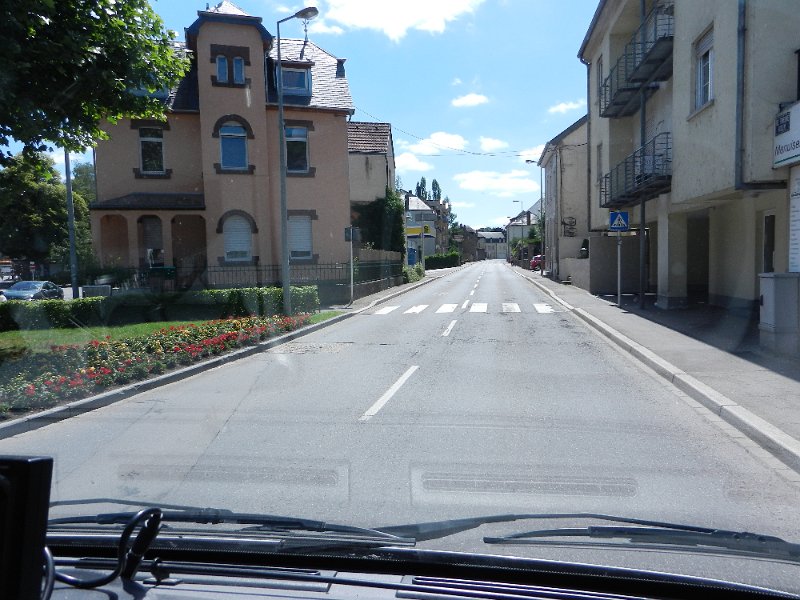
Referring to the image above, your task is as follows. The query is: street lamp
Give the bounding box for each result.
[276,6,318,315]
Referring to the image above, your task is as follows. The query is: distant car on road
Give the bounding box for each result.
[2,280,64,301]
[530,255,545,271]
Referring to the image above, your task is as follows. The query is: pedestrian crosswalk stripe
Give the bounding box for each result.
[534,303,555,314]
[374,306,399,314]
[502,303,521,313]
[469,303,488,313]
[404,305,429,314]
[436,304,458,313]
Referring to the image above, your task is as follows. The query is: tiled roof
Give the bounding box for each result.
[348,122,392,153]
[166,58,199,112]
[406,196,434,212]
[90,193,205,211]
[267,38,353,113]
[206,1,250,16]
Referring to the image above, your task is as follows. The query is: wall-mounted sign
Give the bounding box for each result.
[773,102,800,169]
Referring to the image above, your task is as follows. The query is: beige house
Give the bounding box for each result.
[538,116,588,281]
[347,121,395,206]
[579,0,796,313]
[90,1,354,288]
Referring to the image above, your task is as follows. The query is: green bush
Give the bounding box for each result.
[424,252,460,269]
[0,286,319,332]
[402,263,425,283]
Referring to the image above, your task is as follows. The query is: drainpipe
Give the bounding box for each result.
[735,0,786,190]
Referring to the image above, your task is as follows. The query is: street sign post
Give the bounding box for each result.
[345,227,361,304]
[609,211,629,307]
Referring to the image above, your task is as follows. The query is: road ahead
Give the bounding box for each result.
[2,261,799,545]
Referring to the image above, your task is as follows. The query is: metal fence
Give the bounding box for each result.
[600,132,672,209]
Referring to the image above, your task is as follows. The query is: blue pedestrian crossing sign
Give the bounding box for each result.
[609,211,629,232]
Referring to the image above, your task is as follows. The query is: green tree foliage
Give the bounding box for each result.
[0,153,91,264]
[431,179,442,202]
[352,189,405,255]
[415,176,428,200]
[71,162,96,204]
[0,0,189,163]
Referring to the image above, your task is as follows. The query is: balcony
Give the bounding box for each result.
[600,132,672,209]
[600,2,674,118]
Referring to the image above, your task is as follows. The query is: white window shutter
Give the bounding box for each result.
[224,216,252,260]
[288,215,312,258]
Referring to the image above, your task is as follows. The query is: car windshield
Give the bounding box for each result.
[10,281,42,290]
[2,0,800,596]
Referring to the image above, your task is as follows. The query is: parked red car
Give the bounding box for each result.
[530,254,545,270]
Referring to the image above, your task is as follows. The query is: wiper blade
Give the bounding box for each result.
[49,497,413,546]
[376,512,708,542]
[485,524,800,563]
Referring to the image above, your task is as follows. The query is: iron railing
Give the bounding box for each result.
[600,132,672,209]
[599,2,674,118]
[102,261,403,292]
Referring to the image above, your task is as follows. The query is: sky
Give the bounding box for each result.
[37,0,600,230]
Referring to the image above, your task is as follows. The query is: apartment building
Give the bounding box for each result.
[90,2,354,287]
[579,0,796,314]
[538,116,588,282]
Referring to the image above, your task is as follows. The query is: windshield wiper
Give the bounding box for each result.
[485,524,800,562]
[49,497,414,547]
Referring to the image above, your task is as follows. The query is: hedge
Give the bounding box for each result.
[0,286,319,332]
[424,252,460,269]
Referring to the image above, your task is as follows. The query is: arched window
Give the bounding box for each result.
[219,123,247,169]
[216,56,228,83]
[223,215,252,262]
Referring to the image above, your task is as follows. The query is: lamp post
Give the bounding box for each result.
[276,6,318,315]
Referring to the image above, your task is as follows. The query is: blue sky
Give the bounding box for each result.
[43,0,599,229]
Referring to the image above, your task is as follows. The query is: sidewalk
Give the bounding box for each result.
[513,266,800,473]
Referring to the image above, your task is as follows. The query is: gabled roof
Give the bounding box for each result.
[186,1,272,50]
[206,0,249,16]
[406,196,434,212]
[348,122,392,153]
[268,38,353,113]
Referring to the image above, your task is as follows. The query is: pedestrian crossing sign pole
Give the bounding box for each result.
[609,211,629,307]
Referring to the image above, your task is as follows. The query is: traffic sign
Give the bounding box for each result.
[609,211,629,232]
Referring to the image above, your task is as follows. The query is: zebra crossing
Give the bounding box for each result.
[368,301,559,316]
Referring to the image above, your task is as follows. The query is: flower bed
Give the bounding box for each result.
[0,314,311,416]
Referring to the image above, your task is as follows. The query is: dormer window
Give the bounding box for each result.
[281,67,311,96]
[216,56,228,83]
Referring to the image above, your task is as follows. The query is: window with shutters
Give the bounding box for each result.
[223,215,252,261]
[288,214,312,260]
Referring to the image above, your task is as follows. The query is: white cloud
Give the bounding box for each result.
[479,136,508,152]
[408,131,468,155]
[49,150,91,166]
[452,77,463,86]
[450,201,475,208]
[451,93,488,107]
[453,169,540,197]
[395,152,433,173]
[321,0,486,42]
[519,144,546,164]
[308,21,346,35]
[547,98,587,114]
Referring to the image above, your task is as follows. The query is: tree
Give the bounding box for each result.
[0,0,189,163]
[352,188,405,255]
[72,162,96,204]
[431,179,442,202]
[394,174,404,191]
[0,153,91,265]
[415,177,428,200]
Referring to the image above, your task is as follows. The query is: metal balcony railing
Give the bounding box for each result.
[599,2,674,118]
[600,132,672,209]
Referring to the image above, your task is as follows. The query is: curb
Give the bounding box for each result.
[515,267,800,474]
[0,270,452,440]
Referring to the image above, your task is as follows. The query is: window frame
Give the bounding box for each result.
[281,67,312,96]
[216,55,229,84]
[138,127,165,174]
[693,29,714,111]
[233,57,245,84]
[285,126,309,173]
[288,214,313,261]
[219,123,248,171]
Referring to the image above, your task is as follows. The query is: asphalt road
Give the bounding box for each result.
[2,261,800,562]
